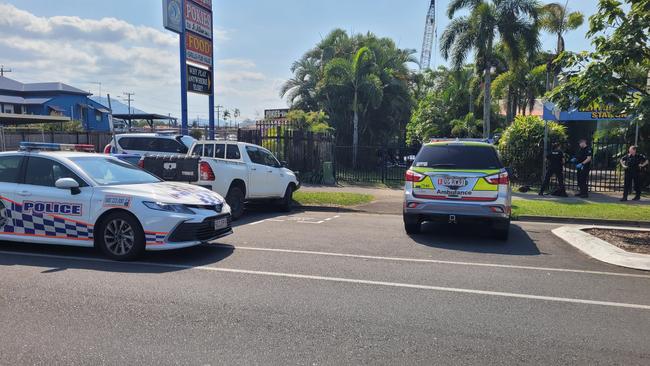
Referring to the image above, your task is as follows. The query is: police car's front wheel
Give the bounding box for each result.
[97,212,145,261]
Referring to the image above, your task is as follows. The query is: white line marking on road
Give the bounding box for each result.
[246,219,267,226]
[2,250,649,311]
[213,245,650,279]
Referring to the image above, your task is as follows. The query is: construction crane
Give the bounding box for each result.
[419,0,437,71]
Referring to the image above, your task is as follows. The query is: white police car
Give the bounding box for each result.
[0,142,232,260]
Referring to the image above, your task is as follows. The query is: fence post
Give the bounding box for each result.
[0,126,5,152]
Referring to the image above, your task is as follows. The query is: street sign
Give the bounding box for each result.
[185,0,212,39]
[185,32,212,67]
[162,0,183,34]
[187,64,212,95]
[264,109,290,120]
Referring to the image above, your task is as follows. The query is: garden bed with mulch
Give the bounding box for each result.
[584,229,650,255]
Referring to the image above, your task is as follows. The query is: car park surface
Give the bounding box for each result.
[1,211,648,365]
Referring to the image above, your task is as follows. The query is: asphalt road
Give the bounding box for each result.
[1,211,649,365]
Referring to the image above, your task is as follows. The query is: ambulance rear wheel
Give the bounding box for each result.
[97,212,145,261]
[403,214,421,235]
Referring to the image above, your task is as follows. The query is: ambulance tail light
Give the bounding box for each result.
[405,170,426,182]
[200,161,215,181]
[138,158,145,169]
[485,172,510,185]
[103,144,113,154]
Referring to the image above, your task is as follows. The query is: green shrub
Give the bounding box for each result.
[498,115,567,185]
[189,129,204,140]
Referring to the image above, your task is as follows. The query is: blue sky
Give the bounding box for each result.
[0,0,599,122]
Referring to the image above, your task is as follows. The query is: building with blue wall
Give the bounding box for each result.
[0,76,111,131]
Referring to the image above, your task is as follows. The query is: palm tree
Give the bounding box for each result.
[539,1,584,88]
[280,58,320,110]
[233,108,241,128]
[441,0,539,138]
[322,47,383,167]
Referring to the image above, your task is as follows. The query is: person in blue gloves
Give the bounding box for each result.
[571,139,592,198]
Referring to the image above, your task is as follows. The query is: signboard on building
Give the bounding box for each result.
[185,0,212,39]
[543,101,631,121]
[162,0,183,34]
[185,32,212,67]
[187,64,212,95]
[264,109,290,120]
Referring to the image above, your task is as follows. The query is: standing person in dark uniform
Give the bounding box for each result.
[539,142,567,197]
[571,139,592,198]
[620,145,648,201]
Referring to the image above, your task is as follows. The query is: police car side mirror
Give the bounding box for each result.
[55,178,81,195]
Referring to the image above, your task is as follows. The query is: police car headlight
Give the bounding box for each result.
[143,202,195,214]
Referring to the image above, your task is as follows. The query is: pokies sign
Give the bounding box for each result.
[185,0,213,39]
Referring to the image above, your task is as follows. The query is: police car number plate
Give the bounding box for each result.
[214,217,228,230]
[441,177,467,187]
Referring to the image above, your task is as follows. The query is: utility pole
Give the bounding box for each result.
[90,82,102,98]
[0,65,11,77]
[215,105,223,136]
[123,92,135,128]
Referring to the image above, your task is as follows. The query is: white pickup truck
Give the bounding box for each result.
[189,140,300,219]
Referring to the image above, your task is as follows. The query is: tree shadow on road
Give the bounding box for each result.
[0,240,235,274]
[409,222,542,256]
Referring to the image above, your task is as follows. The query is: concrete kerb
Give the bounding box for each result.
[553,225,650,271]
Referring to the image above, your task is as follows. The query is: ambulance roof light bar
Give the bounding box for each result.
[19,142,96,152]
[429,138,491,144]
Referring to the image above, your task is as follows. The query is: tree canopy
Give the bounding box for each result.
[280,29,417,148]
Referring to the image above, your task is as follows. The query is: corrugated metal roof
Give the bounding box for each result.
[0,76,89,95]
[0,95,51,104]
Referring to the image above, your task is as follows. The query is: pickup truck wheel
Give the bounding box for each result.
[226,187,245,220]
[278,185,294,212]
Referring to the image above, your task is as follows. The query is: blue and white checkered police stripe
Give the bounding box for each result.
[145,232,167,245]
[1,199,93,240]
[163,183,223,205]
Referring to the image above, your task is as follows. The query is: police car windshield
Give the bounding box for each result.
[70,157,161,186]
[414,145,503,170]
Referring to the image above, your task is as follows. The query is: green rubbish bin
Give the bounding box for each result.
[322,161,335,185]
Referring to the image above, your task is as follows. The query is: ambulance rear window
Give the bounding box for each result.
[414,145,502,170]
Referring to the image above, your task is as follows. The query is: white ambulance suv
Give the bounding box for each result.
[403,140,512,240]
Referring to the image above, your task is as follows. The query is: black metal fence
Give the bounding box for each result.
[238,122,335,184]
[499,139,629,192]
[334,146,419,185]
